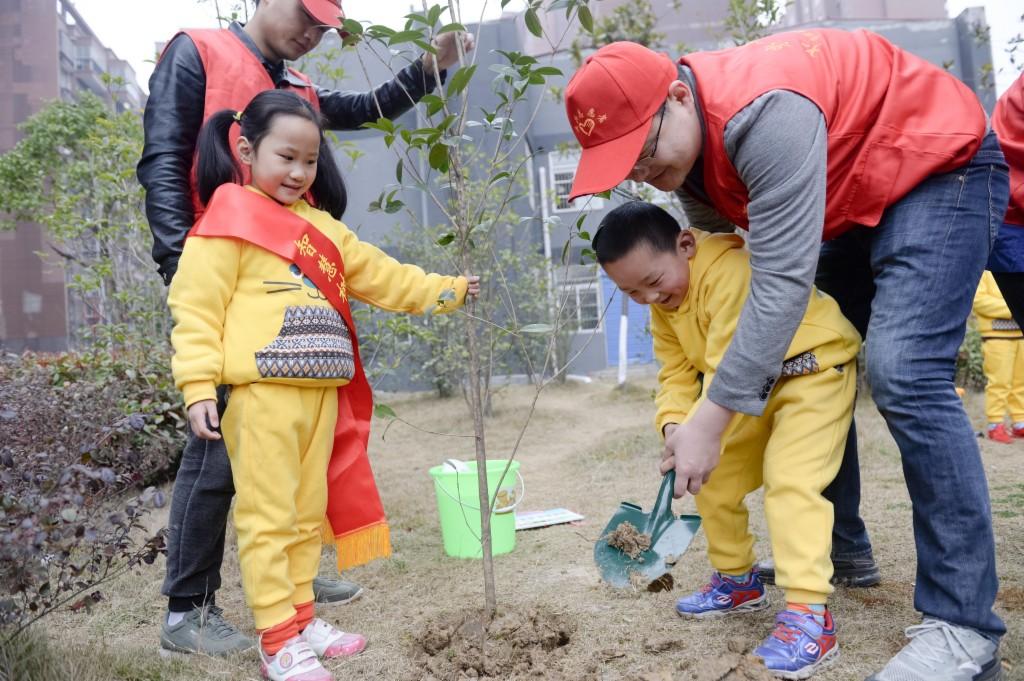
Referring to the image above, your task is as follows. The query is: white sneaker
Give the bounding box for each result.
[259,636,332,681]
[867,618,1001,681]
[300,618,367,659]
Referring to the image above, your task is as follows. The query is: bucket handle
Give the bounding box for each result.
[438,460,525,514]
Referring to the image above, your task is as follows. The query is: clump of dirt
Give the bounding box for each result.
[605,520,651,559]
[673,640,774,681]
[414,605,574,679]
[628,570,674,592]
[689,653,776,681]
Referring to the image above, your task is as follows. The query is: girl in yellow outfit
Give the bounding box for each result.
[595,202,860,678]
[973,270,1024,444]
[169,91,479,681]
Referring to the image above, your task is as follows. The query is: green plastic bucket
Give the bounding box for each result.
[428,459,522,559]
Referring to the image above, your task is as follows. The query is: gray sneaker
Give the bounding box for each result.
[867,618,1002,681]
[159,605,255,658]
[313,576,364,605]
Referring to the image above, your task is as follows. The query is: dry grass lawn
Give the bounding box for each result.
[16,371,1024,680]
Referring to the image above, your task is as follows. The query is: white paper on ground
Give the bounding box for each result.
[514,508,584,531]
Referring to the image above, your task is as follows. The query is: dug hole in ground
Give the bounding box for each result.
[38,370,1024,680]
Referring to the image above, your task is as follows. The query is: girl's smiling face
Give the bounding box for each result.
[237,113,321,206]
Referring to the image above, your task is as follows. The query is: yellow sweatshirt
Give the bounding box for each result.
[653,233,861,433]
[169,192,468,408]
[973,271,1022,339]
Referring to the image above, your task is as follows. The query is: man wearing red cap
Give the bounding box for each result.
[137,0,472,658]
[566,32,1006,681]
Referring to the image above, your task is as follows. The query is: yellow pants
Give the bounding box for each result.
[981,338,1024,423]
[696,362,856,604]
[222,382,337,630]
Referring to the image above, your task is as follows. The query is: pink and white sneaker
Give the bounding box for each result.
[300,618,367,659]
[260,636,332,681]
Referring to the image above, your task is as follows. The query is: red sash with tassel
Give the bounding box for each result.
[189,183,390,571]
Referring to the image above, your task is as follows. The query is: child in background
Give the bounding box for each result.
[973,270,1024,444]
[169,90,479,681]
[594,202,860,679]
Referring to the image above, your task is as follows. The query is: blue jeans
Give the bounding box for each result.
[816,131,1008,638]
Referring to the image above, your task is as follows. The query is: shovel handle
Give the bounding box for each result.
[644,469,676,534]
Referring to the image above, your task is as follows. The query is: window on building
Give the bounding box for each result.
[549,152,604,213]
[557,266,602,332]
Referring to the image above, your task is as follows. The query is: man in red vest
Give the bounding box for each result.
[566,33,1006,681]
[137,0,472,658]
[988,73,1024,325]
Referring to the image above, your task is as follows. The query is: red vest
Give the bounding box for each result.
[993,73,1024,227]
[680,29,986,240]
[163,29,320,215]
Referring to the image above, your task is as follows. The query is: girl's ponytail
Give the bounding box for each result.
[311,137,347,221]
[196,109,242,207]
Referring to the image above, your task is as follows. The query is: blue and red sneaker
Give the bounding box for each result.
[675,570,769,619]
[754,607,839,679]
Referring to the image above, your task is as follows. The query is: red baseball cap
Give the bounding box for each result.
[301,0,345,29]
[565,42,678,201]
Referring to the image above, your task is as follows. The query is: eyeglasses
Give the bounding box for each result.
[635,101,667,168]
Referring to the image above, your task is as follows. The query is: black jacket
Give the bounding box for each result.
[136,23,441,285]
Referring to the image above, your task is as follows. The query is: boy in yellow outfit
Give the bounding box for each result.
[594,202,860,678]
[973,270,1024,444]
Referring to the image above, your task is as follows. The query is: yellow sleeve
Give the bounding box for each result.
[167,236,241,407]
[699,249,751,375]
[974,272,1012,319]
[335,221,467,314]
[652,305,702,436]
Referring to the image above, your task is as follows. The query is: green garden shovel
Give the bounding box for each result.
[594,470,702,588]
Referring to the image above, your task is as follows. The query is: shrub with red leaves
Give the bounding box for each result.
[0,331,183,636]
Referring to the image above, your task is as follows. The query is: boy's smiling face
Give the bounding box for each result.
[601,231,697,310]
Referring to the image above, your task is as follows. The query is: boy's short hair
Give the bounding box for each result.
[592,201,682,264]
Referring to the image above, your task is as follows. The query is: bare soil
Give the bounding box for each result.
[414,605,573,679]
[29,372,1024,680]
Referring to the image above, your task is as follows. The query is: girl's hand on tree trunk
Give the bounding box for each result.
[466,275,481,298]
[187,399,221,440]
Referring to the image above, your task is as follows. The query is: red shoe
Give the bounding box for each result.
[987,424,1014,444]
[1012,424,1024,438]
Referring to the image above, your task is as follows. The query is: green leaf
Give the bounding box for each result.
[520,323,554,334]
[532,66,563,77]
[437,232,456,246]
[524,8,543,38]
[428,143,450,172]
[341,18,364,35]
[596,190,612,199]
[447,64,477,98]
[487,171,510,186]
[374,403,397,419]
[395,159,404,184]
[438,22,466,34]
[419,94,445,116]
[579,230,591,241]
[581,247,597,262]
[577,4,594,32]
[388,30,424,46]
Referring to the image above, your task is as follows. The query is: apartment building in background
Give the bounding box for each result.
[0,0,144,352]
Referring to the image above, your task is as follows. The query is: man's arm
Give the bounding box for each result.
[316,59,441,130]
[136,34,206,285]
[704,90,828,416]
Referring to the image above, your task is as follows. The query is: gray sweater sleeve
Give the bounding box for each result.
[702,90,828,416]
